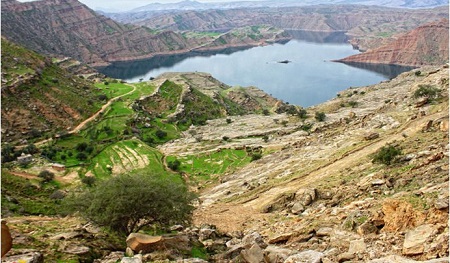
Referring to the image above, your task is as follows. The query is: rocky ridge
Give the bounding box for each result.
[337,19,449,67]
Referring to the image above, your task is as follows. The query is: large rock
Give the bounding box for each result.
[241,244,264,263]
[126,233,164,253]
[1,221,12,257]
[264,246,293,263]
[2,252,44,263]
[121,254,143,263]
[242,232,267,249]
[284,250,324,263]
[403,224,436,255]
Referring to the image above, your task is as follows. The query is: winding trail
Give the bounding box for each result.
[23,84,137,148]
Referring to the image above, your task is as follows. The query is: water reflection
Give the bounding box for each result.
[335,62,416,79]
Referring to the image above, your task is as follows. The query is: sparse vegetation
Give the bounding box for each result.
[372,145,402,165]
[315,111,326,122]
[38,170,55,183]
[413,84,441,100]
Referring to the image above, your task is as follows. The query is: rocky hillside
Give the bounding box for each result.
[112,5,448,36]
[136,72,291,127]
[337,19,449,67]
[1,0,289,66]
[1,38,104,143]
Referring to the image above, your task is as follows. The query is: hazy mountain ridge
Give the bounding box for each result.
[126,0,449,13]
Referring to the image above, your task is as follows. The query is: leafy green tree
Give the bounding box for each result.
[168,159,181,171]
[155,129,167,139]
[38,170,55,183]
[63,173,196,235]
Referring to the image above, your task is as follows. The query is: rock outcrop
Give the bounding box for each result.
[336,19,449,67]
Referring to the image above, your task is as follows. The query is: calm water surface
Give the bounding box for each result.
[99,32,414,107]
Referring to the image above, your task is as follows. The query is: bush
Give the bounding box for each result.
[413,85,441,100]
[81,176,96,187]
[262,109,270,116]
[76,152,88,161]
[315,112,326,122]
[63,173,196,235]
[372,145,402,165]
[38,170,55,183]
[251,153,262,162]
[168,159,181,171]
[348,101,358,108]
[155,129,167,139]
[297,109,307,119]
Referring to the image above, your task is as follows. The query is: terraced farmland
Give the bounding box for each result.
[86,139,166,178]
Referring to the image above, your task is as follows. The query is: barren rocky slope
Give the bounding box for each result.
[337,19,449,67]
[159,65,449,262]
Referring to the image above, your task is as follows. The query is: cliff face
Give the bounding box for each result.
[1,0,204,66]
[337,19,449,67]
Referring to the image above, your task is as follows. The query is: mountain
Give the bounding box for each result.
[112,5,448,36]
[1,38,104,143]
[128,0,449,13]
[336,19,449,66]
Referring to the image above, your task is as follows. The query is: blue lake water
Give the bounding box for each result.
[98,31,414,107]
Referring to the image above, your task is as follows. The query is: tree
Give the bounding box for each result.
[167,159,181,171]
[38,170,55,183]
[372,145,402,165]
[155,129,167,139]
[63,173,196,235]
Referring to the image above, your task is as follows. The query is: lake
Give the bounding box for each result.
[98,31,414,107]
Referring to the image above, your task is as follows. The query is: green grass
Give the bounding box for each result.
[95,82,133,97]
[167,149,251,182]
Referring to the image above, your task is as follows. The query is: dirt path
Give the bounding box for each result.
[21,84,137,148]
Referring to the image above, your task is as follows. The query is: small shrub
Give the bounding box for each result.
[226,118,232,124]
[297,109,307,119]
[251,153,262,162]
[300,123,313,132]
[76,152,88,161]
[348,101,358,108]
[81,176,96,187]
[281,120,288,127]
[414,71,421,76]
[155,130,167,139]
[38,170,55,183]
[372,145,402,165]
[222,136,230,142]
[262,135,269,142]
[315,112,326,122]
[262,109,270,116]
[168,159,181,171]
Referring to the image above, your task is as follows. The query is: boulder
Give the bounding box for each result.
[93,251,124,263]
[241,244,264,263]
[264,246,293,263]
[316,227,333,237]
[126,233,164,253]
[2,252,44,263]
[268,233,293,244]
[291,202,305,214]
[121,254,142,263]
[1,221,12,257]
[64,245,90,255]
[284,250,324,263]
[348,239,366,254]
[434,198,449,210]
[403,224,436,256]
[242,232,267,249]
[364,132,379,140]
[357,221,378,236]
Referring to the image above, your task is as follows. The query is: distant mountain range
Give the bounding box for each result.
[126,0,449,13]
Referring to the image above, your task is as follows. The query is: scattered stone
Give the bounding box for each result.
[403,224,436,255]
[348,239,366,254]
[264,246,293,263]
[291,202,305,214]
[357,221,378,236]
[181,259,209,263]
[268,233,293,244]
[434,198,449,210]
[415,97,429,107]
[64,244,90,255]
[121,254,143,263]
[126,233,163,253]
[170,225,184,232]
[371,179,386,186]
[2,252,44,263]
[316,227,333,237]
[364,132,379,140]
[242,232,267,249]
[284,250,324,263]
[241,244,264,263]
[337,252,355,263]
[125,247,134,257]
[93,251,124,263]
[50,231,83,240]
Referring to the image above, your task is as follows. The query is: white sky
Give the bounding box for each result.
[17,0,263,12]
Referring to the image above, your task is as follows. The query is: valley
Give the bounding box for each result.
[1,0,449,262]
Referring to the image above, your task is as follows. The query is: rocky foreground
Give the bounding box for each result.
[2,65,449,262]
